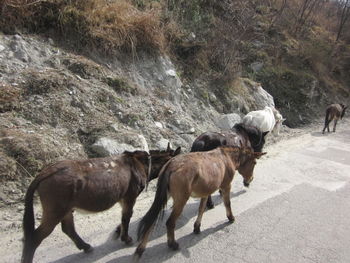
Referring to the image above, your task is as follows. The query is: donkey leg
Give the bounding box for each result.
[323,119,330,134]
[22,213,61,263]
[194,197,208,234]
[61,211,92,252]
[206,195,214,209]
[333,119,338,132]
[221,187,235,223]
[119,198,136,245]
[166,197,188,250]
[134,223,156,259]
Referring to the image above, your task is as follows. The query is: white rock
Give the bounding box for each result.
[166,69,177,77]
[155,138,172,150]
[91,138,135,156]
[154,121,163,129]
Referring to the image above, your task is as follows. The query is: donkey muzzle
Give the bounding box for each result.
[243,176,254,187]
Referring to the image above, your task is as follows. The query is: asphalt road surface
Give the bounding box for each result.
[2,121,350,263]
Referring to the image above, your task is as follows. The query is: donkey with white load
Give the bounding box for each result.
[242,106,285,135]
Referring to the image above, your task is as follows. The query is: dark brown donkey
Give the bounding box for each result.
[21,147,181,263]
[134,146,266,259]
[322,103,347,134]
[191,123,268,208]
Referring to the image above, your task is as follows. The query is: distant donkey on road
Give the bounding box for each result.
[322,103,347,134]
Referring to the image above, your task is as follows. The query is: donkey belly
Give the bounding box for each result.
[191,177,222,198]
[74,184,128,212]
[75,192,122,212]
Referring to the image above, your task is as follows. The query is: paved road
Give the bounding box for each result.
[4,121,350,263]
[131,125,350,263]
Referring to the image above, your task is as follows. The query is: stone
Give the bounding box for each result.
[154,121,163,129]
[155,138,172,150]
[251,84,275,109]
[91,137,135,157]
[215,113,242,130]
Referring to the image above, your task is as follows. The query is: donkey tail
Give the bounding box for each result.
[22,165,66,260]
[23,178,41,244]
[137,161,172,241]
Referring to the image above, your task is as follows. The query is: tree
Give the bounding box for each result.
[293,0,327,35]
[336,0,350,42]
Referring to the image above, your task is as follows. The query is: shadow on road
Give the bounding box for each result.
[108,221,233,263]
[310,131,325,137]
[49,190,246,263]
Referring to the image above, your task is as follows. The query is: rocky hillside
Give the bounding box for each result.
[0,33,278,206]
[0,0,349,206]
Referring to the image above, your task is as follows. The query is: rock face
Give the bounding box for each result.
[0,33,288,205]
[215,113,242,130]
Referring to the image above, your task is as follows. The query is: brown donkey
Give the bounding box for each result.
[21,147,181,263]
[322,103,347,134]
[191,123,268,209]
[134,146,265,259]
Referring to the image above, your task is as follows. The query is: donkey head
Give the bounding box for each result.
[340,104,348,119]
[238,149,266,187]
[148,145,181,181]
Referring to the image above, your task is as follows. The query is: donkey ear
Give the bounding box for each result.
[254,152,267,159]
[174,147,181,155]
[166,142,171,151]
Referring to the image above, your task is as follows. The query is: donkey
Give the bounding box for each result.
[243,106,285,135]
[21,146,181,263]
[134,146,266,259]
[322,103,347,134]
[191,123,268,209]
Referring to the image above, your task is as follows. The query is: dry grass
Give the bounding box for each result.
[61,0,166,53]
[0,84,22,113]
[0,0,166,54]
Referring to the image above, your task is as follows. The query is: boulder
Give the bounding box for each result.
[215,113,241,130]
[91,134,149,157]
[251,84,275,109]
[155,138,172,150]
[91,138,136,156]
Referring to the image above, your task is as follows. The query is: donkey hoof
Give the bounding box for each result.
[83,245,93,253]
[134,247,145,259]
[193,227,201,234]
[121,236,133,245]
[168,240,179,251]
[227,215,235,223]
[193,224,201,234]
